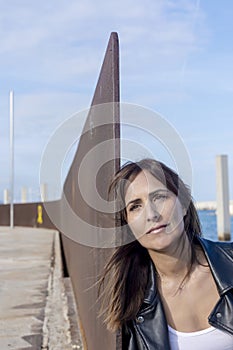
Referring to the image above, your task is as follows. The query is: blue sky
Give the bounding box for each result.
[0,0,233,202]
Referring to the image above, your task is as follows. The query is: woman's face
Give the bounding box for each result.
[124,170,186,252]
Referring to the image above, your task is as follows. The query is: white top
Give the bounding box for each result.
[168,325,233,350]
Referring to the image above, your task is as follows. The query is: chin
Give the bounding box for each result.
[139,235,172,251]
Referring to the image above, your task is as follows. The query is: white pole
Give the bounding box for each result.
[3,189,10,204]
[216,155,231,240]
[40,183,48,202]
[10,90,14,229]
[21,187,27,203]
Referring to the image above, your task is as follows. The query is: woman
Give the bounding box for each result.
[99,159,233,350]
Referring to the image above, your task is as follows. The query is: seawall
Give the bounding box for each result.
[195,200,233,215]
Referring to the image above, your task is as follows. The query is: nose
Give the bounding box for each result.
[146,201,161,222]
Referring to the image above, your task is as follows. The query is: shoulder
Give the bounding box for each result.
[197,237,233,294]
[198,236,233,249]
[198,237,233,258]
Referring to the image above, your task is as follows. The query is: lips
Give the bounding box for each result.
[146,224,169,234]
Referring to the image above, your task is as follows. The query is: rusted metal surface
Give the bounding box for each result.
[0,201,57,229]
[61,32,120,349]
[0,32,121,349]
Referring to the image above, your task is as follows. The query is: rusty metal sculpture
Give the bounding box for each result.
[61,32,120,349]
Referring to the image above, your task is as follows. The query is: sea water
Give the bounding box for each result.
[198,210,233,241]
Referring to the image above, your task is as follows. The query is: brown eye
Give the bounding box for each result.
[129,204,141,212]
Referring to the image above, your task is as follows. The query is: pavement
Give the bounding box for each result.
[0,227,83,350]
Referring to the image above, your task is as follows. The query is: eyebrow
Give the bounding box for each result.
[126,189,169,208]
[126,198,141,208]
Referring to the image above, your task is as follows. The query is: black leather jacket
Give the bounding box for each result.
[122,238,233,350]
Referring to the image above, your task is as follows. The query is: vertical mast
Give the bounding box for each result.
[10,90,14,229]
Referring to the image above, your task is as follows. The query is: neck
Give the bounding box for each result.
[148,234,192,279]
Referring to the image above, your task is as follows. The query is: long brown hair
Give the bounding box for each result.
[99,159,202,332]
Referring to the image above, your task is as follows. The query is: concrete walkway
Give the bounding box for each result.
[0,227,83,350]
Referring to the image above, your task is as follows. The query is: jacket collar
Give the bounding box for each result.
[143,261,158,305]
[197,237,233,294]
[143,237,233,306]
